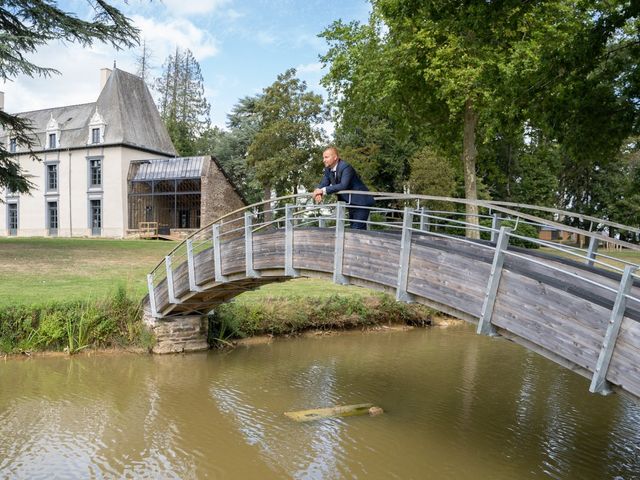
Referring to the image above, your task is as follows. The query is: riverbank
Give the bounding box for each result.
[0,280,438,355]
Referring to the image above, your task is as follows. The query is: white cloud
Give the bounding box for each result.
[296,62,323,74]
[160,0,232,16]
[134,15,220,62]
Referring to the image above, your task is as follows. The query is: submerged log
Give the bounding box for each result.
[284,403,383,422]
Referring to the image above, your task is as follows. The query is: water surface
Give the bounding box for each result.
[1,324,639,479]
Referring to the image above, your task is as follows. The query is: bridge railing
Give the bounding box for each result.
[147,192,640,315]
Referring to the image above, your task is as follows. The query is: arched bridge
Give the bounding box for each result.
[146,193,640,401]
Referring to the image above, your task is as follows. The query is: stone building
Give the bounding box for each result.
[0,68,245,237]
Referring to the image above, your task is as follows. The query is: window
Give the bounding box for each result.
[9,138,16,153]
[89,159,102,187]
[46,164,58,191]
[48,133,57,149]
[48,201,58,235]
[7,203,17,235]
[90,199,101,235]
[91,128,100,144]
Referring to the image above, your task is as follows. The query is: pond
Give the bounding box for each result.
[1,324,639,479]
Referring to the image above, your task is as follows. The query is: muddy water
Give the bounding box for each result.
[1,324,639,479]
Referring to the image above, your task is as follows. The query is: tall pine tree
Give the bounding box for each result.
[155,47,211,155]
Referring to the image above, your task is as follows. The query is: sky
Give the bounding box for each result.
[1,0,371,131]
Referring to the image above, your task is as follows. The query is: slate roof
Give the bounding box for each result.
[1,68,177,156]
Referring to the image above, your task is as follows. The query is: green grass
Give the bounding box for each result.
[0,238,382,307]
[0,237,177,306]
[539,246,640,271]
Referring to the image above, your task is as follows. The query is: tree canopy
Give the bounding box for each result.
[0,0,139,193]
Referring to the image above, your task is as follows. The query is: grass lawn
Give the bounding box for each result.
[539,246,640,271]
[0,237,375,307]
[0,237,177,306]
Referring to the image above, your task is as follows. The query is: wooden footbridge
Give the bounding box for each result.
[146,193,640,401]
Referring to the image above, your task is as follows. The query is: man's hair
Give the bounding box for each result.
[323,146,339,156]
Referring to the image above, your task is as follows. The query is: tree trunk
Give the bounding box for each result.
[463,98,480,239]
[262,184,272,225]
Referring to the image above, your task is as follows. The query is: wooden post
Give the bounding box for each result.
[477,226,512,336]
[589,265,638,394]
[285,204,299,277]
[245,211,260,278]
[396,207,414,302]
[187,239,205,292]
[212,223,227,283]
[165,255,178,303]
[586,236,599,267]
[333,202,349,285]
[146,273,159,317]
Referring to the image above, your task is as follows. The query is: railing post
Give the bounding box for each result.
[396,207,415,302]
[187,239,205,292]
[333,202,349,285]
[319,216,326,228]
[165,255,178,303]
[419,207,429,232]
[213,223,228,283]
[245,211,260,278]
[146,273,159,317]
[589,265,638,394]
[490,213,501,243]
[477,226,512,336]
[285,204,299,277]
[586,236,599,267]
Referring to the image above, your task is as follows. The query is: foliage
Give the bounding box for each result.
[155,47,211,155]
[0,0,139,193]
[213,294,433,341]
[320,0,640,235]
[0,285,145,354]
[196,97,264,203]
[409,146,456,211]
[247,68,327,200]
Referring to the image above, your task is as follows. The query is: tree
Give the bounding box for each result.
[155,47,211,155]
[0,0,139,193]
[134,38,153,85]
[246,69,326,208]
[196,96,263,203]
[321,1,640,237]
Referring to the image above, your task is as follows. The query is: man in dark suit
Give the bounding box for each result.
[313,147,374,230]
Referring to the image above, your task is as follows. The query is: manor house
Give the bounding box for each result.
[0,68,245,238]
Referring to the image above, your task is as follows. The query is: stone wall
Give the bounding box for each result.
[201,156,246,227]
[143,306,209,354]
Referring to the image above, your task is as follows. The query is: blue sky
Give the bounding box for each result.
[1,0,371,131]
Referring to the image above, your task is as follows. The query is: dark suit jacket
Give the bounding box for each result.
[317,159,375,207]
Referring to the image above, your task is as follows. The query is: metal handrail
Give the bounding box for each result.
[148,192,640,287]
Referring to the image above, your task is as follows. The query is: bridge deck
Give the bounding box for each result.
[148,224,640,401]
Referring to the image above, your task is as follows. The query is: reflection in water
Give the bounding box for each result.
[1,325,639,479]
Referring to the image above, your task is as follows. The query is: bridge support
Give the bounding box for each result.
[213,223,228,283]
[187,239,205,293]
[333,202,349,285]
[397,207,415,302]
[590,265,638,394]
[143,306,209,354]
[586,236,599,267]
[285,205,300,277]
[477,226,512,336]
[245,212,261,278]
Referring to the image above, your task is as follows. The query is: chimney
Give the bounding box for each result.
[100,68,112,91]
[0,91,4,111]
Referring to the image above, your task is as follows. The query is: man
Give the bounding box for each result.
[313,147,374,230]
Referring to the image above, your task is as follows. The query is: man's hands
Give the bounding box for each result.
[312,188,324,204]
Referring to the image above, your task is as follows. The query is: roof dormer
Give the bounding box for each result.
[46,115,60,149]
[88,108,106,145]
